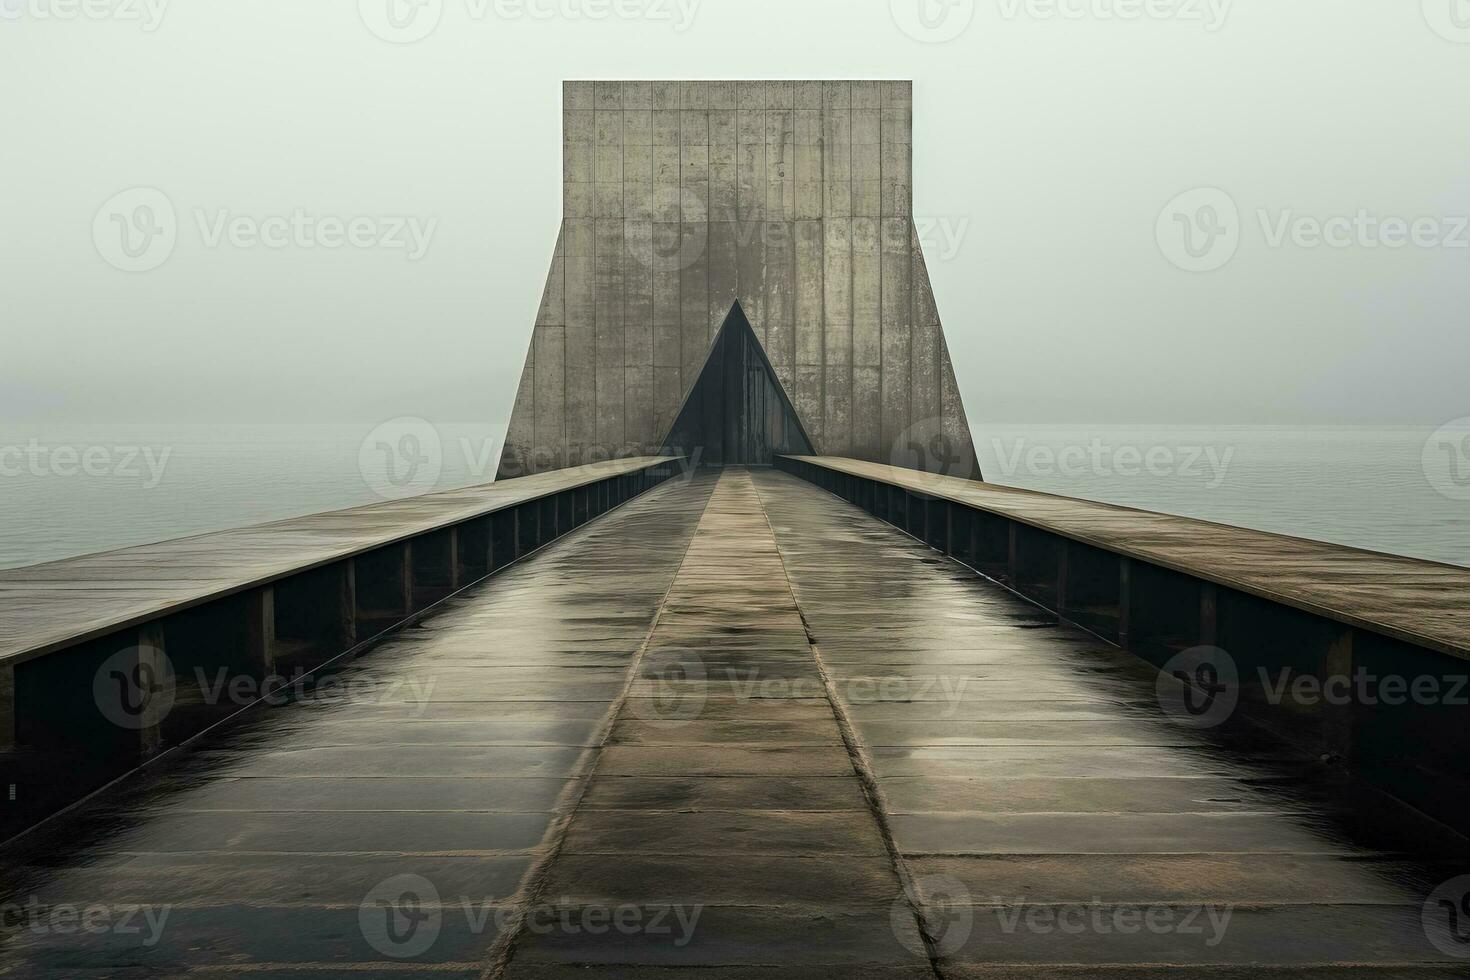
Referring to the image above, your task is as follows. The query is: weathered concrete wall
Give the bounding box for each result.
[499,80,981,481]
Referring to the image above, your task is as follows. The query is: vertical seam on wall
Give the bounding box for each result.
[846,90,855,457]
[876,83,884,464]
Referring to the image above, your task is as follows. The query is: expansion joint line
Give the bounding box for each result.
[748,473,948,980]
[481,472,719,980]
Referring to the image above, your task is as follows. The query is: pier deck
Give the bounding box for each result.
[1,468,1465,976]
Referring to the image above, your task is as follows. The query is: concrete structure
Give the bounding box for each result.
[498,80,981,481]
[6,78,1470,976]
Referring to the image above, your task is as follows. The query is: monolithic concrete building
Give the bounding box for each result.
[498,79,981,480]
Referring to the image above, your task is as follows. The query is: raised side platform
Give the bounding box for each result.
[0,457,682,838]
[777,454,1470,838]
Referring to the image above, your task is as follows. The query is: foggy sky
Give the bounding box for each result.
[3,0,1467,428]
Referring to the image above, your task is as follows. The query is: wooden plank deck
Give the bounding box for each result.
[0,457,675,668]
[785,456,1470,661]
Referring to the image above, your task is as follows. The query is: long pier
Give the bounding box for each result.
[2,461,1468,975]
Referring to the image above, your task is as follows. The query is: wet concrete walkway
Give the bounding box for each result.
[1,468,1467,977]
[750,468,1467,977]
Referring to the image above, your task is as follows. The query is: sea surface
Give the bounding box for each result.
[0,423,1466,570]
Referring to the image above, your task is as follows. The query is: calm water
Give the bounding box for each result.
[977,425,1470,568]
[0,423,1466,570]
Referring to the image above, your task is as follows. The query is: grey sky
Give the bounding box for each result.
[3,0,1467,426]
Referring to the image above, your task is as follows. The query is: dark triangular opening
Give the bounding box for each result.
[659,302,814,467]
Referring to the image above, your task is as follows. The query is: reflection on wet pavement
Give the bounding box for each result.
[1,467,1467,977]
[751,467,1470,976]
[0,473,717,978]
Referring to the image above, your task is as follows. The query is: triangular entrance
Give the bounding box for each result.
[659,302,814,467]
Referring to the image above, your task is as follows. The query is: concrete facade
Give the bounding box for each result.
[498,80,981,481]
